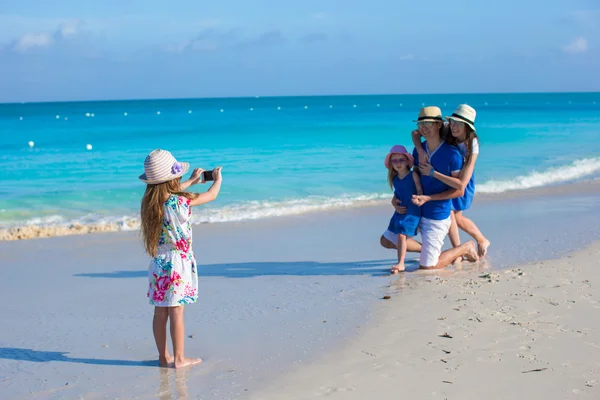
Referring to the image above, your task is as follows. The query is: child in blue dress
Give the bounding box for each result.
[381,145,422,274]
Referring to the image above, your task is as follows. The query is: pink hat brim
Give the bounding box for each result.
[384,151,414,169]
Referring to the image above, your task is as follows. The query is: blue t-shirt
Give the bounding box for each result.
[387,173,421,237]
[452,143,476,211]
[413,141,463,220]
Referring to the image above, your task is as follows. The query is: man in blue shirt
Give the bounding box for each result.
[394,106,479,269]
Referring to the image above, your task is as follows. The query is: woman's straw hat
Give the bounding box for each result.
[446,104,476,131]
[413,106,444,123]
[139,149,190,184]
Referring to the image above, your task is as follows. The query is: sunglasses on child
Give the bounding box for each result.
[417,121,435,128]
[391,158,409,164]
[450,120,465,128]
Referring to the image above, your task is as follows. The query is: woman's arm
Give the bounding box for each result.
[189,167,222,206]
[418,154,478,191]
[411,129,428,163]
[412,169,423,195]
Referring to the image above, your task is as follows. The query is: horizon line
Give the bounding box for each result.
[2,90,599,106]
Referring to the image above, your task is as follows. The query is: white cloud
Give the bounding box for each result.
[56,20,84,39]
[399,54,415,61]
[13,33,53,52]
[311,12,326,21]
[7,20,85,53]
[562,37,589,54]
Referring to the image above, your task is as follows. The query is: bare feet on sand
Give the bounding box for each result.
[159,355,175,367]
[464,241,479,262]
[478,239,491,258]
[174,357,202,369]
[391,263,405,274]
[453,256,463,265]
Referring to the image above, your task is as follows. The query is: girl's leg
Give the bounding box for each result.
[391,234,407,274]
[448,211,461,248]
[153,307,173,367]
[448,211,462,264]
[380,235,422,252]
[169,306,202,369]
[455,212,491,257]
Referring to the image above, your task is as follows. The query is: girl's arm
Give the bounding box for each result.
[412,169,423,195]
[411,129,428,163]
[411,171,464,206]
[180,168,204,191]
[419,154,478,191]
[190,167,222,206]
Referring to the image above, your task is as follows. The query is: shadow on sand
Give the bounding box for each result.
[73,259,424,279]
[0,347,158,367]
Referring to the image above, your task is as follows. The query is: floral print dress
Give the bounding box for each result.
[147,194,198,307]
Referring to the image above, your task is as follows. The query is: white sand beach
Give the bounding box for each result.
[252,241,600,400]
[0,188,599,399]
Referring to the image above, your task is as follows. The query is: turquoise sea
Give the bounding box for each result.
[0,92,599,230]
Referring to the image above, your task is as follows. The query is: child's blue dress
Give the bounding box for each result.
[388,174,421,237]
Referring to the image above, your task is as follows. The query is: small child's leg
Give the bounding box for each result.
[169,306,202,369]
[391,234,407,274]
[449,211,463,264]
[153,307,173,367]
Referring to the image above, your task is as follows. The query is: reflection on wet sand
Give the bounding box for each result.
[159,367,190,400]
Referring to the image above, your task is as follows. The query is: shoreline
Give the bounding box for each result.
[2,179,600,241]
[250,241,600,399]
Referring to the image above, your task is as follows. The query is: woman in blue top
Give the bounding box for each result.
[381,145,422,274]
[413,104,490,258]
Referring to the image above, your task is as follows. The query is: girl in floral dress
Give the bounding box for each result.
[139,149,222,369]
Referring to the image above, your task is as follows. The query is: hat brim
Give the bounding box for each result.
[445,116,476,131]
[139,162,190,184]
[413,118,444,123]
[385,152,414,169]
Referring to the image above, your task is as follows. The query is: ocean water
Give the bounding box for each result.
[0,92,599,229]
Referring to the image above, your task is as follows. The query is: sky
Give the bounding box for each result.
[0,0,599,103]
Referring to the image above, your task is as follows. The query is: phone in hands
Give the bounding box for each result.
[202,170,214,181]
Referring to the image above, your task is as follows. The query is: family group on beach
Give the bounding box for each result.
[136,104,489,368]
[380,104,490,274]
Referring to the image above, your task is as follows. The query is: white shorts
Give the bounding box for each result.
[419,216,452,267]
[382,229,414,244]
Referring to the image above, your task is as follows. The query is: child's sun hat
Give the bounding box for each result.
[139,149,190,184]
[384,145,414,169]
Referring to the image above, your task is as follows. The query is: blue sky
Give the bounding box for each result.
[0,0,598,102]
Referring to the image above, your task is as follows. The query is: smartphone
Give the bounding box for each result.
[202,170,214,181]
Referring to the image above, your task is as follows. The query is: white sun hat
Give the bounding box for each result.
[446,104,477,131]
[138,149,190,184]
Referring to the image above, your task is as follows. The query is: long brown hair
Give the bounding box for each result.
[140,177,198,257]
[387,165,397,190]
[446,125,479,166]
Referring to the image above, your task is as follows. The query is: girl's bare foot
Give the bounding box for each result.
[159,355,174,367]
[452,256,463,264]
[478,239,491,258]
[174,357,202,369]
[464,241,479,262]
[391,262,405,274]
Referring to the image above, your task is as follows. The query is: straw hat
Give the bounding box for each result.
[384,145,414,169]
[139,149,190,184]
[413,106,444,123]
[446,104,476,131]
